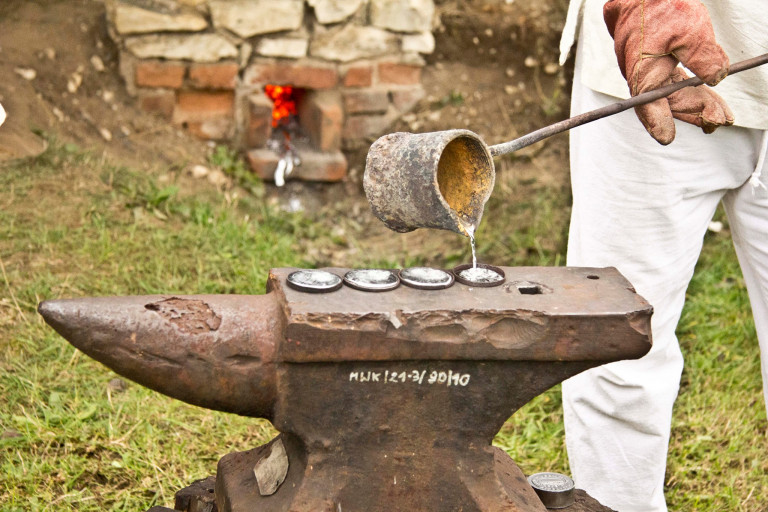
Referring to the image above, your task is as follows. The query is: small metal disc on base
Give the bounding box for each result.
[527,472,575,509]
[399,267,454,290]
[343,269,400,292]
[286,270,343,293]
[452,263,506,287]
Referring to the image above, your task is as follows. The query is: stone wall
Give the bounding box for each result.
[107,0,436,182]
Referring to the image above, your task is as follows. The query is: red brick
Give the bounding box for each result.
[247,94,274,148]
[247,149,276,180]
[247,148,346,182]
[135,60,186,89]
[298,91,343,152]
[137,89,175,119]
[343,65,373,87]
[173,91,235,140]
[189,62,239,90]
[378,62,422,86]
[343,90,389,115]
[174,91,234,122]
[245,60,338,89]
[298,150,347,182]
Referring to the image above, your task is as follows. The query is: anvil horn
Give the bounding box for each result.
[38,293,281,419]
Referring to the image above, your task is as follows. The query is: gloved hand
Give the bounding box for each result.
[604,0,735,144]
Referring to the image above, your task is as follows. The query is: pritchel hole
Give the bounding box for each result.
[586,275,600,280]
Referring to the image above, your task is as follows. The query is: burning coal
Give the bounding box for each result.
[264,84,303,186]
[264,84,298,128]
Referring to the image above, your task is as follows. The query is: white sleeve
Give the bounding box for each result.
[559,0,627,100]
[559,0,586,66]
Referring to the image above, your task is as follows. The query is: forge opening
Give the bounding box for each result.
[264,84,308,186]
[264,84,308,151]
[247,83,347,185]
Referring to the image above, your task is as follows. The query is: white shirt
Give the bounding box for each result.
[559,0,768,130]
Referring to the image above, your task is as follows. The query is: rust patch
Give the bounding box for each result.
[420,323,469,343]
[481,316,548,349]
[145,297,222,334]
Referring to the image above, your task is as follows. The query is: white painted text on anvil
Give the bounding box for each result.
[349,370,471,387]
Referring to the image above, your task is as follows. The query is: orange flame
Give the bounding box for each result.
[264,84,298,128]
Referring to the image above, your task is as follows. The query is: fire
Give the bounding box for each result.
[264,84,298,128]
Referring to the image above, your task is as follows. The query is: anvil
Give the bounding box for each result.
[38,266,651,512]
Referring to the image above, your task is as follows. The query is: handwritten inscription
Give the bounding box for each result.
[349,369,471,388]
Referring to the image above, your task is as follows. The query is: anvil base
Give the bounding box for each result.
[157,455,618,512]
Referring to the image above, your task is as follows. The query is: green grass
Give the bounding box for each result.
[0,142,315,510]
[667,227,767,510]
[1,142,765,510]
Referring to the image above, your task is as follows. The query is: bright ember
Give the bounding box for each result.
[264,84,298,128]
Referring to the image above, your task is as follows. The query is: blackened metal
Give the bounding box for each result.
[342,268,400,292]
[398,267,454,290]
[452,263,506,287]
[556,490,618,512]
[174,476,217,512]
[286,269,342,293]
[528,472,575,509]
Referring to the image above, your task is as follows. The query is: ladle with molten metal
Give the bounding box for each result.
[364,53,768,236]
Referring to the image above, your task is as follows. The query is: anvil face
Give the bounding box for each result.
[268,266,651,365]
[38,266,651,512]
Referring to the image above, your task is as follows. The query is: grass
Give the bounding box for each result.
[667,227,767,510]
[0,142,317,510]
[1,141,765,510]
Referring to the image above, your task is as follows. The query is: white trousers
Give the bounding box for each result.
[564,47,768,511]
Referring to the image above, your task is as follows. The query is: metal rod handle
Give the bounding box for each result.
[488,53,768,157]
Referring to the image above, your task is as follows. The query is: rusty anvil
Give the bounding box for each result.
[38,266,651,512]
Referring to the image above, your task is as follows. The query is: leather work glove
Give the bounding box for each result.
[604,0,735,144]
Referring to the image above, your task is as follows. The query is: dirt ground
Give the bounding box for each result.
[0,0,573,262]
[0,0,212,166]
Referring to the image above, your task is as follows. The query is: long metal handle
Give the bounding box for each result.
[488,53,768,157]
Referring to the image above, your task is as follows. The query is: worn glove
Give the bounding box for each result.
[604,0,734,144]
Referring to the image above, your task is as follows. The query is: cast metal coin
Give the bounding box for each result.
[452,263,506,287]
[343,269,400,292]
[527,472,575,509]
[399,267,454,290]
[286,270,343,293]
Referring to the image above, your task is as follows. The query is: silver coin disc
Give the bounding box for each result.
[343,269,400,292]
[286,270,343,293]
[399,267,454,290]
[527,472,575,509]
[452,263,506,287]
